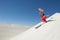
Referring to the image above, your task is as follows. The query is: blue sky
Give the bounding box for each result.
[0,0,60,26]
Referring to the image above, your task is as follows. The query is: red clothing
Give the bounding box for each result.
[40,14,47,22]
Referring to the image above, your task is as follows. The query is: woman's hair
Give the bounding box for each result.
[42,13,45,16]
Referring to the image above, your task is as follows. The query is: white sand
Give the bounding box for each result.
[11,13,60,40]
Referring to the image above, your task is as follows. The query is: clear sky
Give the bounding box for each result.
[0,0,60,26]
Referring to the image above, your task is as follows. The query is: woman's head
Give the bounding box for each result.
[42,13,45,16]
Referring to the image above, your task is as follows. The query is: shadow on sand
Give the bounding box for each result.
[35,20,56,29]
[47,20,56,22]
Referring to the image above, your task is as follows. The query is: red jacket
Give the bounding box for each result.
[40,14,47,22]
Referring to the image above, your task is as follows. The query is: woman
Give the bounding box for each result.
[35,8,47,29]
[40,13,47,23]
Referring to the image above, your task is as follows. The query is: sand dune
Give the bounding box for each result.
[11,13,60,40]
